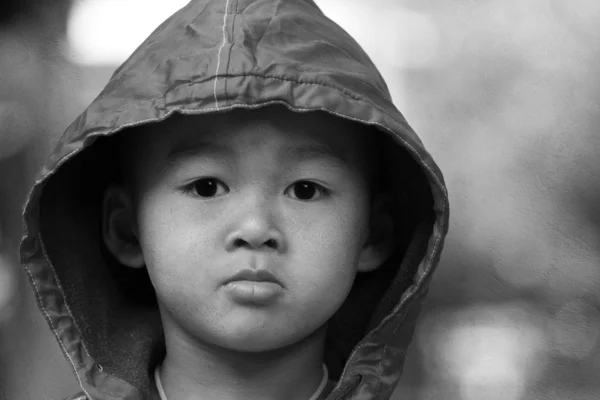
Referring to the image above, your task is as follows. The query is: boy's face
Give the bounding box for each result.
[109,108,386,352]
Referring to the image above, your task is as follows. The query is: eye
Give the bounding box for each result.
[186,178,228,198]
[285,181,329,201]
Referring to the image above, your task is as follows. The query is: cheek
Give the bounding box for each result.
[135,193,216,295]
[289,198,370,298]
[300,197,369,256]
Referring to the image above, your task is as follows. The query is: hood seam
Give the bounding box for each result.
[374,207,447,395]
[213,0,232,110]
[22,233,93,399]
[175,73,364,102]
[74,73,384,127]
[38,231,92,359]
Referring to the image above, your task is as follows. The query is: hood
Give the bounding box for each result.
[20,0,449,399]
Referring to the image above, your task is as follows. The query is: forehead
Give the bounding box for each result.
[135,107,373,161]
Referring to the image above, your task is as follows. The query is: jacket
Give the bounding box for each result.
[20,0,449,398]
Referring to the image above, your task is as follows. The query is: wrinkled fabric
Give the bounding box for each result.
[20,0,449,399]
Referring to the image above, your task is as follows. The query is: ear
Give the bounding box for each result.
[102,185,145,268]
[357,193,395,273]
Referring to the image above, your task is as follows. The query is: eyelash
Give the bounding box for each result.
[183,178,330,201]
[183,178,228,198]
[286,180,330,201]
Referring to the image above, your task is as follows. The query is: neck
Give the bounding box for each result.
[158,320,328,400]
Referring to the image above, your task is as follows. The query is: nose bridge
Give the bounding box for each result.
[241,185,273,226]
[226,184,283,251]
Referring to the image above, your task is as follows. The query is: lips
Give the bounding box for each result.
[223,269,283,287]
[222,269,285,304]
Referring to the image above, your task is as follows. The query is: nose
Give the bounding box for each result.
[224,197,285,253]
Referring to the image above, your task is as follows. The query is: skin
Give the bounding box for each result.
[103,106,394,400]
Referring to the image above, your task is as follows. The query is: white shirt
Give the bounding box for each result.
[154,363,329,400]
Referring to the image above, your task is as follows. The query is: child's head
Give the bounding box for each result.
[20,1,450,396]
[102,106,395,352]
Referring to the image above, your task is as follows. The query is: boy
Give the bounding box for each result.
[20,0,449,399]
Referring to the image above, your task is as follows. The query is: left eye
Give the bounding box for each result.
[285,181,328,201]
[186,178,229,198]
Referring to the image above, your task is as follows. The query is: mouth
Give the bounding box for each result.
[222,269,284,304]
[223,269,283,287]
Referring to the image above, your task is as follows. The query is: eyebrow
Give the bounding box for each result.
[282,143,348,167]
[165,139,348,168]
[166,140,234,165]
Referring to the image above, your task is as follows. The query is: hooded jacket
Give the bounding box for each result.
[20,0,449,399]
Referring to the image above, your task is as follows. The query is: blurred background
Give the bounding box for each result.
[1,0,600,399]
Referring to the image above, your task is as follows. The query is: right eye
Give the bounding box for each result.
[185,178,229,198]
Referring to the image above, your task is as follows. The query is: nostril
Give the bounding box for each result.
[231,238,277,249]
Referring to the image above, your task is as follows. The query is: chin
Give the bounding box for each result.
[216,330,297,353]
[229,340,282,353]
[214,321,326,354]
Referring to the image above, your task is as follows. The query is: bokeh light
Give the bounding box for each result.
[67,0,189,65]
[416,302,549,400]
[0,254,16,325]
